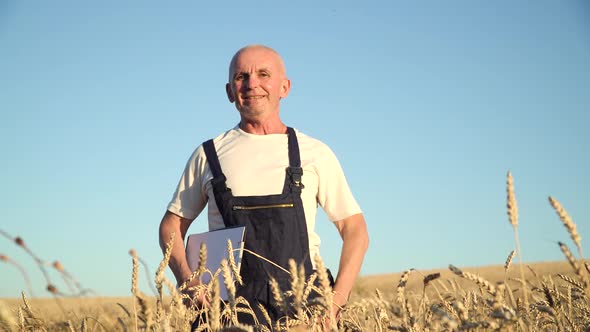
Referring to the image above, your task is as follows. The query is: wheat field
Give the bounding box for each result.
[1,172,589,331]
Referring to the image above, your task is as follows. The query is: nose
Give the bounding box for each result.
[245,75,260,89]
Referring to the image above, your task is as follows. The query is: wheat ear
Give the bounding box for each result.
[129,249,141,332]
[288,259,306,318]
[449,265,496,295]
[226,239,243,285]
[504,250,515,272]
[558,241,588,288]
[313,255,336,331]
[209,276,221,331]
[156,232,175,300]
[549,197,583,259]
[221,259,238,325]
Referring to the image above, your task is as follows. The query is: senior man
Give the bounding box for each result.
[159,44,369,327]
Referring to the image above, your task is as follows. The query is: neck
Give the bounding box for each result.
[239,117,287,135]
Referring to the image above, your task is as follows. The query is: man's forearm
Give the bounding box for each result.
[159,211,193,285]
[332,213,369,308]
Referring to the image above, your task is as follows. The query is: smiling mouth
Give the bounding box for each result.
[244,96,265,100]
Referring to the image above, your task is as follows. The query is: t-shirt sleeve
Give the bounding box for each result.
[316,144,362,222]
[166,145,209,220]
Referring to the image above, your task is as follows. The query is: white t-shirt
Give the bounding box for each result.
[167,126,362,262]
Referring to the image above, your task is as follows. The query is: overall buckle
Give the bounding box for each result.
[211,174,230,192]
[287,167,304,189]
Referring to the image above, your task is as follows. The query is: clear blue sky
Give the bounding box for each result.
[1,1,589,297]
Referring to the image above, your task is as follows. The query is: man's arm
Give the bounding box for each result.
[158,211,195,286]
[332,213,369,316]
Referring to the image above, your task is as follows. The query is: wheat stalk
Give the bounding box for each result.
[156,232,175,300]
[163,278,186,324]
[313,255,336,331]
[1,230,54,294]
[20,291,35,319]
[269,277,287,316]
[257,303,272,329]
[51,260,88,295]
[506,171,529,310]
[302,273,318,300]
[1,254,33,296]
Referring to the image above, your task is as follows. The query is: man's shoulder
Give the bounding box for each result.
[295,128,331,149]
[293,128,339,162]
[186,127,239,161]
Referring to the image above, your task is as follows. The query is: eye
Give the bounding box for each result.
[235,73,247,81]
[259,71,270,78]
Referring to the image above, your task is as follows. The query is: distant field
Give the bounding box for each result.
[352,260,574,299]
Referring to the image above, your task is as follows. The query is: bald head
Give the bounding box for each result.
[228,45,287,82]
[225,44,292,122]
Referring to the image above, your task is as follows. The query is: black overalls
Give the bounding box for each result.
[201,127,317,326]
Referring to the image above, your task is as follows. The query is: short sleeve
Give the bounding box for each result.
[166,145,209,220]
[315,145,362,222]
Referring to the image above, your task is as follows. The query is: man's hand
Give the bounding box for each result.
[331,291,348,319]
[321,300,345,331]
[179,278,209,308]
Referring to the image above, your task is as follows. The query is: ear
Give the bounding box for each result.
[226,83,235,103]
[279,78,291,99]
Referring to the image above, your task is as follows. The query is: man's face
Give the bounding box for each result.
[226,47,291,120]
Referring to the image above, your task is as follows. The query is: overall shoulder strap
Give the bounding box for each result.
[202,139,231,226]
[286,127,304,192]
[202,139,223,178]
[286,127,301,167]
